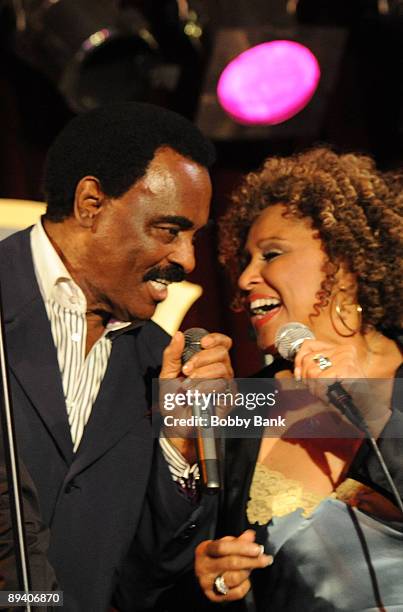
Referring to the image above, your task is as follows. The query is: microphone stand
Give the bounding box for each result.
[0,283,32,611]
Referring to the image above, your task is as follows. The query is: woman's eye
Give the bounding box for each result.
[262,250,281,261]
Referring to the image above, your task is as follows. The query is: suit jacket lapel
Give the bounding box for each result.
[1,229,73,464]
[68,332,153,480]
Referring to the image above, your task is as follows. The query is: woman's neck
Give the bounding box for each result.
[359,330,402,378]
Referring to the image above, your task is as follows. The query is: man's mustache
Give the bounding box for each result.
[143,264,186,283]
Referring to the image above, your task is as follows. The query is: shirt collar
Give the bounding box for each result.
[31,218,88,312]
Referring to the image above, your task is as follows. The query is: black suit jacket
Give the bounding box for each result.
[0,228,216,612]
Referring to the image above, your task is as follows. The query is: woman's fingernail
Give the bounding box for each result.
[294,367,301,382]
[263,554,273,566]
[182,362,193,374]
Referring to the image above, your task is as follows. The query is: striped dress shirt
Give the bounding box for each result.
[30,220,129,451]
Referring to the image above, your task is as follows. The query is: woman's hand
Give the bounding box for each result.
[294,339,366,382]
[293,340,392,434]
[195,530,273,603]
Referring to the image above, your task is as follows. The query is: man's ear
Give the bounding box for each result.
[73,176,105,227]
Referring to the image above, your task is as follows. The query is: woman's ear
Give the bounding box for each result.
[330,266,362,336]
[334,262,357,296]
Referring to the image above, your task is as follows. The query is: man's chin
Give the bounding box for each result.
[109,302,156,324]
[135,301,161,321]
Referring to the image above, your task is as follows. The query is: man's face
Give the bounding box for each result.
[77,147,212,321]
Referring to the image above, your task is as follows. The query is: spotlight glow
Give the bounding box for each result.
[217,40,321,125]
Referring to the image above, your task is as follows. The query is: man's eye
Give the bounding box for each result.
[262,250,282,261]
[166,227,179,236]
[157,226,180,238]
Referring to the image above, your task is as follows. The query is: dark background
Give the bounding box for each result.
[1,0,402,375]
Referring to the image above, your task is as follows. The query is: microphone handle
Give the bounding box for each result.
[182,328,221,493]
[327,381,369,433]
[192,401,220,493]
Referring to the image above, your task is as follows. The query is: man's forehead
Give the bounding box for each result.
[140,147,208,192]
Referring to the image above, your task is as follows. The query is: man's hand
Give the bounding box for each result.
[195,530,272,602]
[160,331,233,380]
[159,331,233,461]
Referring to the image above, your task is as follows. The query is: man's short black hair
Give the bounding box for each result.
[43,102,216,221]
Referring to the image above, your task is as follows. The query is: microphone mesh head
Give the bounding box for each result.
[182,327,209,363]
[275,322,315,360]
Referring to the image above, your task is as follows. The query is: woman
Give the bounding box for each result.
[195,148,403,611]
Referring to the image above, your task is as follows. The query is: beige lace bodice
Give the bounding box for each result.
[247,462,402,526]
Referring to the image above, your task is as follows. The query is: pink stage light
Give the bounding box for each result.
[217,40,321,125]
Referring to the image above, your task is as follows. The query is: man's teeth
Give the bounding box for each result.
[250,298,281,315]
[149,279,170,290]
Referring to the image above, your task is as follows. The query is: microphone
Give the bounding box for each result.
[275,322,315,361]
[274,322,367,431]
[182,328,220,493]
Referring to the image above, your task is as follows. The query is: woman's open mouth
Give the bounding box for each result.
[249,296,282,328]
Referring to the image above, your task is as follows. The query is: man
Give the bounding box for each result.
[0,103,232,610]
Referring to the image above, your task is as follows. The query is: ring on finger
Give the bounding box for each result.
[312,354,333,371]
[213,574,229,596]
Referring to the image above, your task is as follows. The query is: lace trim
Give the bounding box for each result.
[247,463,329,525]
[247,463,403,525]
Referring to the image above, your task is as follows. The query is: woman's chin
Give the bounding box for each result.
[257,335,276,354]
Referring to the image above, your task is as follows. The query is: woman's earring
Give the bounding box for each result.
[330,286,362,337]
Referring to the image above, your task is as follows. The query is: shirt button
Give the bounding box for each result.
[71,333,81,342]
[65,481,80,494]
[181,523,197,539]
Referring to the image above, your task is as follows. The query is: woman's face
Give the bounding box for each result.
[238,204,345,353]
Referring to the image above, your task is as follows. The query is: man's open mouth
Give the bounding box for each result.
[148,279,171,292]
[146,278,172,303]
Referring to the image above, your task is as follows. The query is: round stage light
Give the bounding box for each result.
[217,40,321,125]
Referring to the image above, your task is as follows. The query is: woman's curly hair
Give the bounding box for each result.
[219,147,403,331]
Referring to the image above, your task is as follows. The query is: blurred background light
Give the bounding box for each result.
[217,40,320,125]
[197,24,346,144]
[8,0,210,114]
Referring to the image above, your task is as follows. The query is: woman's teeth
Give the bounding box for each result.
[250,298,281,316]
